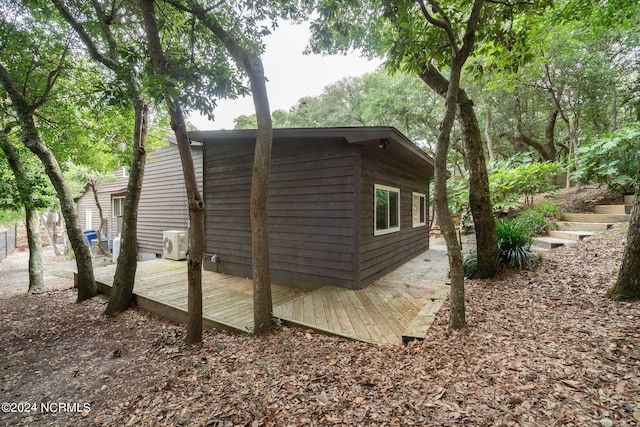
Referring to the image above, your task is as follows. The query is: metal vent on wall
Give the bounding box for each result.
[163,230,187,260]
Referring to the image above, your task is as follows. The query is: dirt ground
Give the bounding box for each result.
[531,186,625,213]
[1,213,639,425]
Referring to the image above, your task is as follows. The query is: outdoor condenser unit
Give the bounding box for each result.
[162,230,188,261]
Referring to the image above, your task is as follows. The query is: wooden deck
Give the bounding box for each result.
[274,239,450,345]
[90,239,449,345]
[92,261,303,333]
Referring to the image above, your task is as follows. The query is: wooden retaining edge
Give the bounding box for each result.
[84,274,250,335]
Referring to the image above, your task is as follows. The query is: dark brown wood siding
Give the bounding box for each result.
[203,137,358,289]
[359,147,430,287]
[137,144,203,255]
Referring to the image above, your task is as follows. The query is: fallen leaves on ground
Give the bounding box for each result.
[0,225,638,426]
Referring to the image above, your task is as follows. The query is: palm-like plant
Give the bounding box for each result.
[496,219,538,270]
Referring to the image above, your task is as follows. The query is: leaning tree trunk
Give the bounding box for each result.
[140,0,205,343]
[104,99,148,316]
[420,64,498,279]
[434,57,466,329]
[191,4,275,334]
[415,0,483,328]
[608,161,640,300]
[457,90,498,278]
[0,64,96,301]
[40,213,60,256]
[0,132,44,292]
[88,180,110,257]
[434,118,466,327]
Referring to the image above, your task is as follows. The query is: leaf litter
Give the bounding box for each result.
[0,224,638,426]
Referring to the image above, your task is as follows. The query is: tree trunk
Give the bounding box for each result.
[608,159,640,300]
[543,107,559,161]
[88,180,110,257]
[140,0,205,343]
[419,64,498,279]
[248,58,274,335]
[514,91,555,161]
[457,90,499,278]
[485,110,495,163]
[610,83,617,132]
[190,3,274,334]
[0,64,96,301]
[39,213,60,256]
[27,209,45,292]
[51,0,149,311]
[434,63,466,328]
[0,131,45,292]
[416,0,483,328]
[104,100,147,316]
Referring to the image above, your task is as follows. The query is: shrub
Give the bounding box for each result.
[573,123,640,194]
[531,201,561,218]
[462,248,478,278]
[489,155,563,210]
[516,202,560,236]
[496,219,537,270]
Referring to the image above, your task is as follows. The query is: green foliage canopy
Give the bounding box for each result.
[574,123,640,194]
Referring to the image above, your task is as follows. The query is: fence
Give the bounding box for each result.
[0,226,18,263]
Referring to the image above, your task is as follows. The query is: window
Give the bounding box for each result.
[374,184,400,235]
[112,196,125,218]
[412,192,427,227]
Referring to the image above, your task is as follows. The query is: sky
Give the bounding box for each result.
[189,21,383,130]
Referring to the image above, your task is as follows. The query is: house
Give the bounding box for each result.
[75,140,203,259]
[75,167,128,241]
[188,127,435,290]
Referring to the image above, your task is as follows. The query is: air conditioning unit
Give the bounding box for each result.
[163,230,188,260]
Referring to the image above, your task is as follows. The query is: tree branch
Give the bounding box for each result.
[418,0,459,56]
[485,0,535,6]
[50,0,119,70]
[92,0,119,59]
[32,44,69,110]
[459,0,484,61]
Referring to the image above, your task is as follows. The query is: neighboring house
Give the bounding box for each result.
[188,127,435,291]
[75,167,128,240]
[75,140,203,259]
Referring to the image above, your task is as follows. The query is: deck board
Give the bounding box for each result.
[275,240,450,344]
[90,239,449,345]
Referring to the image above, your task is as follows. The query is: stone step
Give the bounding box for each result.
[556,221,612,232]
[560,213,630,223]
[548,230,595,241]
[624,195,635,205]
[533,236,575,250]
[595,205,632,214]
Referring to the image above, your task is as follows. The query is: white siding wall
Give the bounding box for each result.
[75,171,129,238]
